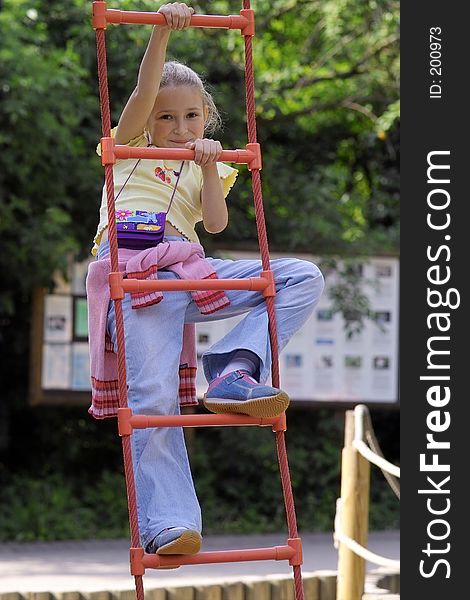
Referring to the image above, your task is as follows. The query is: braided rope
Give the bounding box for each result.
[242,12,280,387]
[355,405,401,488]
[276,432,305,600]
[243,2,304,598]
[134,576,145,598]
[334,499,400,568]
[95,27,144,600]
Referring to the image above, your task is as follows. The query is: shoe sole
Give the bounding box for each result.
[156,530,202,555]
[203,391,290,418]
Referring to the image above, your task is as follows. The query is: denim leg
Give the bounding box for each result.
[184,257,324,384]
[107,271,202,550]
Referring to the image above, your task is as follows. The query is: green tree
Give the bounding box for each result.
[239,0,400,254]
[0,0,399,536]
[1,0,399,314]
[0,0,399,377]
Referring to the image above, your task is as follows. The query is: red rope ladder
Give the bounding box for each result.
[93,2,304,599]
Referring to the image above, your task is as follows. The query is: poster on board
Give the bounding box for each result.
[38,254,398,405]
[195,254,399,404]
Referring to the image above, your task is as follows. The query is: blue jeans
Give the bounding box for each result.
[102,239,324,548]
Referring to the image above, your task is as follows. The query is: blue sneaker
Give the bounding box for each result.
[147,527,202,555]
[203,370,289,417]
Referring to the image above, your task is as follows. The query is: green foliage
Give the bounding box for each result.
[0,0,398,325]
[223,0,400,256]
[0,406,399,541]
[0,0,399,541]
[0,471,129,541]
[0,0,101,322]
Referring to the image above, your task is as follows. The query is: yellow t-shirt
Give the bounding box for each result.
[92,130,238,256]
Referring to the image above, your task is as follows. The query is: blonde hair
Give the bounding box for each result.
[159,61,222,135]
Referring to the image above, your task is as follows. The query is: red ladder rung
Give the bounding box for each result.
[117,408,287,435]
[130,541,301,575]
[109,272,276,300]
[100,140,262,170]
[122,276,268,293]
[105,10,252,32]
[92,3,253,32]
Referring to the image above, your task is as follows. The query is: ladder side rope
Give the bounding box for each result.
[242,2,304,599]
[95,27,145,600]
[276,431,304,600]
[242,4,280,390]
[242,4,280,389]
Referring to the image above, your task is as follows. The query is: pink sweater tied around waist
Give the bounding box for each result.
[86,241,230,419]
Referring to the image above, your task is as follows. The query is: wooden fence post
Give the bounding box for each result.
[336,410,370,600]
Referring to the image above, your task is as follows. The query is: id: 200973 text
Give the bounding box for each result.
[429,27,442,99]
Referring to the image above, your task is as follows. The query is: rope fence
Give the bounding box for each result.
[335,404,400,600]
[334,499,400,569]
[353,404,401,479]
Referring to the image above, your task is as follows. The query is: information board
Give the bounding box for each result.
[195,253,399,404]
[36,253,398,405]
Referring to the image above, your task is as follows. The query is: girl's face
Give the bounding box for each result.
[148,85,208,148]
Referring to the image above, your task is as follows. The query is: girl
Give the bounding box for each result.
[88,2,324,556]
